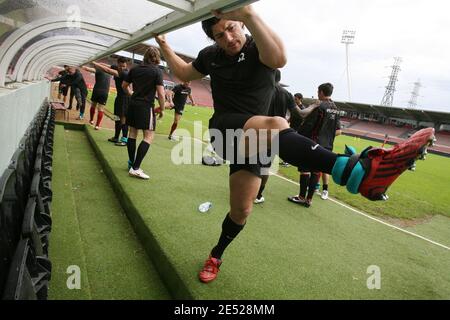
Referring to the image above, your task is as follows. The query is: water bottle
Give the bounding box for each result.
[198,202,212,213]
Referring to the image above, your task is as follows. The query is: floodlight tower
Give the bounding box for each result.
[381,57,402,107]
[407,79,422,109]
[341,30,356,101]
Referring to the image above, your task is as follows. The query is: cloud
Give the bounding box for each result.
[155,0,450,112]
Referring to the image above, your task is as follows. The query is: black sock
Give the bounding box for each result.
[278,128,337,174]
[257,176,268,199]
[323,184,329,191]
[127,138,136,164]
[133,141,150,170]
[211,214,245,260]
[257,184,265,199]
[307,172,321,199]
[299,174,310,198]
[122,124,128,138]
[114,121,121,139]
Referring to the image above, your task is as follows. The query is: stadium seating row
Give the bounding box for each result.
[0,102,55,300]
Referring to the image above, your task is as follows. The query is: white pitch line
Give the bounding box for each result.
[272,172,450,252]
[92,124,450,252]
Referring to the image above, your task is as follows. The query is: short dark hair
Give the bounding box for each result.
[117,57,128,64]
[318,83,333,96]
[63,65,69,68]
[202,17,221,40]
[294,93,303,100]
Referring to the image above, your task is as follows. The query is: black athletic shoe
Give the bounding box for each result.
[108,137,119,143]
[304,198,312,208]
[288,195,306,205]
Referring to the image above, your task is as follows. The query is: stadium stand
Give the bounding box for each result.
[436,131,450,146]
[346,120,409,137]
[303,98,450,156]
[0,102,55,299]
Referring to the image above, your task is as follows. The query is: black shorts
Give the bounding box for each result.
[209,113,269,178]
[127,98,156,131]
[91,90,108,105]
[173,104,185,115]
[114,95,130,118]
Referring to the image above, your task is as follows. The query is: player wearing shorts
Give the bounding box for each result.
[92,58,130,146]
[288,83,342,207]
[122,48,165,180]
[254,69,301,204]
[155,5,435,283]
[82,65,112,130]
[167,81,195,140]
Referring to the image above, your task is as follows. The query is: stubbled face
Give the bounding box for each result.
[68,67,76,75]
[117,62,127,72]
[211,20,246,56]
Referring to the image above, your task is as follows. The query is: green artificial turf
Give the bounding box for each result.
[48,125,170,300]
[86,127,450,299]
[48,126,92,299]
[154,106,450,222]
[278,135,450,220]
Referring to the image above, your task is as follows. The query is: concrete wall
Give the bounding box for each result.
[0,81,50,174]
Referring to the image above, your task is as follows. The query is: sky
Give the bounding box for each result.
[147,0,450,113]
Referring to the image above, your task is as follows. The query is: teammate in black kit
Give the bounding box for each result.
[254,69,301,204]
[167,81,195,140]
[82,64,112,130]
[92,58,130,146]
[289,93,306,131]
[50,65,71,104]
[67,67,88,120]
[288,83,342,207]
[155,5,435,284]
[122,47,165,180]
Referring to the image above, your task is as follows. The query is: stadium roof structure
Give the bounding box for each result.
[304,98,450,125]
[0,0,257,87]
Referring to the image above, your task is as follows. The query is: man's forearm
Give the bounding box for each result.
[158,43,191,81]
[82,66,96,73]
[298,105,318,118]
[93,62,118,77]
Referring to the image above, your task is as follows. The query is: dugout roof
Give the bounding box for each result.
[0,0,257,87]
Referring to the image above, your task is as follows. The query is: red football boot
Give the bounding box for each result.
[357,128,436,200]
[199,255,222,283]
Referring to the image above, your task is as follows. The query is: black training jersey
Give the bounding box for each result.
[315,100,341,150]
[268,84,296,117]
[289,104,305,131]
[111,65,129,97]
[192,35,275,117]
[125,64,163,104]
[172,84,191,108]
[58,70,70,84]
[70,70,87,94]
[311,100,341,150]
[93,69,111,94]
